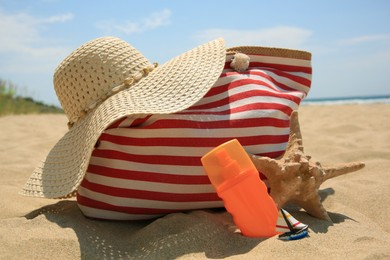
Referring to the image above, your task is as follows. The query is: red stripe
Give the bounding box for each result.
[87,164,211,184]
[98,134,289,149]
[190,89,300,110]
[77,194,184,215]
[92,149,202,166]
[142,117,290,129]
[107,117,127,129]
[255,150,285,159]
[107,116,151,129]
[276,221,302,229]
[80,179,221,202]
[131,116,152,126]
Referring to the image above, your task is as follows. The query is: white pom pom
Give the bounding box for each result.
[230,53,250,72]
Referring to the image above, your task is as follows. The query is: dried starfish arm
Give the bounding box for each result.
[249,111,365,221]
[322,162,365,180]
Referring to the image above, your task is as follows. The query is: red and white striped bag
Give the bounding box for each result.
[77,48,312,222]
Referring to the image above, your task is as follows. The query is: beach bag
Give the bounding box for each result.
[76,48,312,220]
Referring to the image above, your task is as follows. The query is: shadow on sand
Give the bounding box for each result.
[24,187,353,258]
[25,201,263,259]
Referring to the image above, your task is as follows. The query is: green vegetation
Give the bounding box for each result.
[0,79,63,116]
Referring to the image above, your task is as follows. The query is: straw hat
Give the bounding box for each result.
[21,36,226,198]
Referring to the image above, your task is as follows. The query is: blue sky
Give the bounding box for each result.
[0,0,389,105]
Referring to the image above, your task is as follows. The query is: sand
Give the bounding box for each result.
[1,104,389,259]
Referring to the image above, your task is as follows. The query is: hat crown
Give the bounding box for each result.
[54,37,151,123]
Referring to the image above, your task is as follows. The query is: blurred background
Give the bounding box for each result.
[0,0,389,107]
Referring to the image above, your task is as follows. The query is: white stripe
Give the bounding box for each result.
[98,141,212,157]
[245,142,288,155]
[131,108,291,129]
[90,157,205,175]
[104,124,289,139]
[96,140,288,158]
[138,108,290,123]
[78,188,223,210]
[186,108,292,120]
[85,173,216,193]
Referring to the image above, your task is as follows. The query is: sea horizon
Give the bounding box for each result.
[302,94,390,106]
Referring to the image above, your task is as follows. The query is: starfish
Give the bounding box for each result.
[249,111,365,221]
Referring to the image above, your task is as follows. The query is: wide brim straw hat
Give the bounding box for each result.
[21,36,226,198]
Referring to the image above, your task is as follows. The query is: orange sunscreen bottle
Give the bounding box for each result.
[201,139,279,237]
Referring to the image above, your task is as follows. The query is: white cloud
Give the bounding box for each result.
[142,8,171,30]
[97,9,172,35]
[337,34,390,46]
[41,13,74,23]
[0,12,39,50]
[0,9,73,72]
[193,26,312,49]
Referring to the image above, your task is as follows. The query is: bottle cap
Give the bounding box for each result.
[201,139,256,188]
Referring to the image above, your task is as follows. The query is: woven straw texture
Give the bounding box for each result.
[21,37,226,198]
